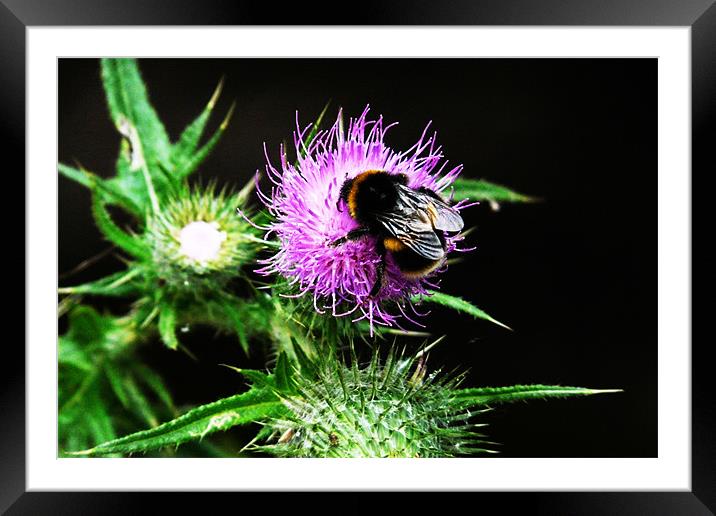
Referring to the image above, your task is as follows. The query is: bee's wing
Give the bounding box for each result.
[375,211,445,260]
[427,197,464,232]
[395,184,465,232]
[375,184,464,260]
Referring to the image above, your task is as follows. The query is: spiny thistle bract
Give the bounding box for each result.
[61,179,263,351]
[147,184,259,294]
[136,184,265,351]
[260,349,493,458]
[258,106,471,333]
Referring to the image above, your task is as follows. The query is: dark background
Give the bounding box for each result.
[59,58,656,458]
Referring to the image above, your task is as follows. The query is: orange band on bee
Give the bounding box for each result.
[347,169,383,219]
[399,258,445,278]
[383,236,406,252]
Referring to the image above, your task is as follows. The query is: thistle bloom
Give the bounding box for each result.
[258,106,469,330]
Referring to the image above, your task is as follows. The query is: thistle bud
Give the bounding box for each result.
[146,185,257,296]
[263,350,490,458]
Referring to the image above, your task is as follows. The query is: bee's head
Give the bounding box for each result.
[340,170,407,222]
[354,171,400,212]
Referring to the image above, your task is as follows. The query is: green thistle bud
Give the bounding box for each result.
[263,350,491,458]
[59,179,266,351]
[119,183,267,351]
[146,184,257,295]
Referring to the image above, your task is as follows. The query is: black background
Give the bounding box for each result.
[58,58,656,458]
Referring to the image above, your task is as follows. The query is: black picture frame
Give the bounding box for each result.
[5,1,710,513]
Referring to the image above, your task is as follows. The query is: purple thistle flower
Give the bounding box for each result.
[257,106,471,332]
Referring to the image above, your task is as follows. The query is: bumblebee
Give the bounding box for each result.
[331,170,464,296]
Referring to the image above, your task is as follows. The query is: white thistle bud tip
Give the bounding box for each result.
[178,221,227,263]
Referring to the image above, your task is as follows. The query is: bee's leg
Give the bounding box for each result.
[329,227,370,247]
[370,239,387,297]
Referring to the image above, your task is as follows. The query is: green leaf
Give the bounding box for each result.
[235,321,249,356]
[60,388,120,457]
[84,390,118,448]
[171,78,224,170]
[253,424,275,443]
[451,178,536,203]
[451,384,622,407]
[105,367,131,409]
[132,363,176,414]
[91,191,149,260]
[123,373,159,428]
[175,103,235,179]
[232,367,275,389]
[100,58,174,211]
[274,352,294,393]
[58,337,93,372]
[58,269,142,297]
[158,303,179,350]
[217,297,251,355]
[291,338,317,380]
[109,141,160,215]
[298,100,331,160]
[63,305,110,351]
[100,58,171,168]
[415,291,511,330]
[72,387,285,456]
[235,174,257,206]
[58,163,143,218]
[59,305,152,457]
[58,162,95,189]
[105,173,154,218]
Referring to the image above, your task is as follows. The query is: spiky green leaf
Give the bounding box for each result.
[451,384,621,408]
[217,297,251,355]
[58,163,143,218]
[175,103,235,179]
[81,390,118,448]
[58,269,142,298]
[91,191,149,260]
[109,141,160,215]
[234,368,275,389]
[100,58,171,168]
[58,337,93,372]
[291,338,317,380]
[171,79,224,170]
[72,387,285,456]
[123,373,159,428]
[105,367,131,409]
[62,305,110,351]
[415,291,511,330]
[274,352,294,393]
[132,363,176,415]
[451,178,536,203]
[298,100,331,160]
[158,303,179,350]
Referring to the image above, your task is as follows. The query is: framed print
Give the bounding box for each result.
[6,0,711,513]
